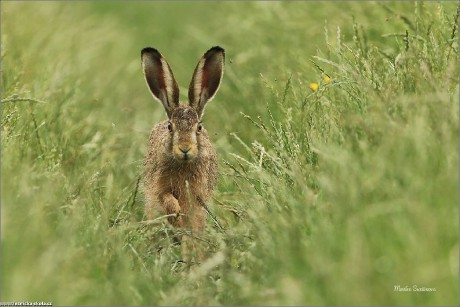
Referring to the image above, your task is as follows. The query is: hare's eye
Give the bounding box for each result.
[197,123,203,132]
[167,122,172,132]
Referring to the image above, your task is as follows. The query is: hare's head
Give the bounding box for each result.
[141,46,224,162]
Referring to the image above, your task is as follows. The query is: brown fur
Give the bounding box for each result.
[140,47,224,237]
[143,115,217,231]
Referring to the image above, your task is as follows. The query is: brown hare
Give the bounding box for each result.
[141,46,225,237]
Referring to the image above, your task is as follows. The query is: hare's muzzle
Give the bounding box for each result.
[173,143,198,162]
[169,107,201,162]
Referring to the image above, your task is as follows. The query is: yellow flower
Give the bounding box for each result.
[323,75,331,84]
[309,82,319,91]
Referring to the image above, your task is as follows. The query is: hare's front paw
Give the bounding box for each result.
[163,194,183,226]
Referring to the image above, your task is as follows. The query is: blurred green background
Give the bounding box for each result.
[2,1,458,305]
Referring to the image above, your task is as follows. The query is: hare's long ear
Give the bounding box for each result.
[188,46,225,118]
[141,47,179,118]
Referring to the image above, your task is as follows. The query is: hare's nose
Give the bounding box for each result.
[179,147,191,154]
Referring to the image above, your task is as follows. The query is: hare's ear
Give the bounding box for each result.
[141,47,179,118]
[188,46,225,118]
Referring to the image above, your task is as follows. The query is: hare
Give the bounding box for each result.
[141,46,225,236]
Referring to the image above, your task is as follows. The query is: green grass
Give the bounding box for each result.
[2,1,458,305]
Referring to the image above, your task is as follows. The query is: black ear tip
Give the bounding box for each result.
[141,47,161,57]
[209,46,225,53]
[204,46,225,60]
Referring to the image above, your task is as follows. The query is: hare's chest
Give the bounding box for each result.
[168,170,200,196]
